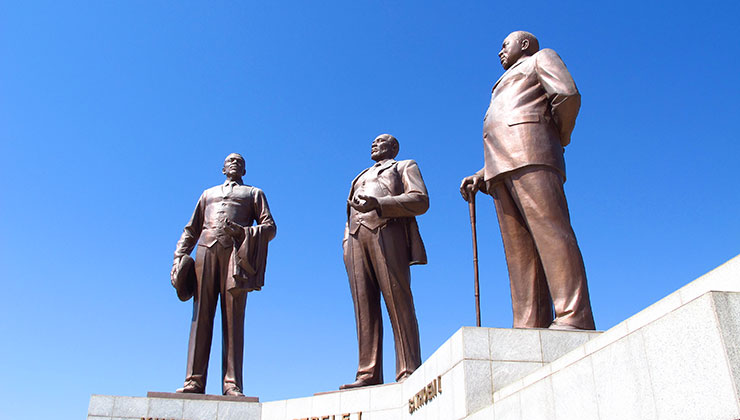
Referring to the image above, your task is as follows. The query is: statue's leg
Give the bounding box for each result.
[373,220,421,381]
[219,245,247,394]
[184,245,221,391]
[344,226,383,384]
[507,166,595,330]
[491,176,554,328]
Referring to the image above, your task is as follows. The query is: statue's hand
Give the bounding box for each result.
[171,256,181,280]
[459,174,483,202]
[349,194,379,213]
[224,220,245,242]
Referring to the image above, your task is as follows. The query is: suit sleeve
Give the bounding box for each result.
[174,192,206,257]
[343,221,349,247]
[376,160,430,218]
[535,49,581,146]
[252,188,277,241]
[343,182,354,247]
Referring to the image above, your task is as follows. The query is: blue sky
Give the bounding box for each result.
[1,1,739,418]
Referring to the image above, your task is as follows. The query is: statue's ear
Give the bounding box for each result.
[521,38,530,51]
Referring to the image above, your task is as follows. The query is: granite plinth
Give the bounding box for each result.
[88,394,261,420]
[88,328,597,420]
[148,391,259,403]
[88,254,740,420]
[487,254,740,420]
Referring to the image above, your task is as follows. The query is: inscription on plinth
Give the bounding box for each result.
[292,413,362,420]
[409,375,442,414]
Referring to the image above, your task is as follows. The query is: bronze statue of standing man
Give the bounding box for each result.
[341,134,429,389]
[460,31,595,330]
[171,153,276,395]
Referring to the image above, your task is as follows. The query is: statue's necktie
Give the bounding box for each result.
[224,182,234,196]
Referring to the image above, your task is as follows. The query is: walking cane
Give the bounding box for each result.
[467,186,481,327]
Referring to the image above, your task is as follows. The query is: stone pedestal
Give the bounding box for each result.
[87,393,261,420]
[260,327,599,420]
[89,254,740,420]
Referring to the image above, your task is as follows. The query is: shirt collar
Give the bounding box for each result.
[374,158,392,167]
[223,179,244,186]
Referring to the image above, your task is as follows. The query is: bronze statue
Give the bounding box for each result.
[341,134,429,389]
[460,31,595,330]
[171,153,276,396]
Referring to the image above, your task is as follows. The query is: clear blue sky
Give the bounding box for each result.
[1,1,739,418]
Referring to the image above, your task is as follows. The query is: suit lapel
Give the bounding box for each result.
[491,56,530,92]
[375,159,396,175]
[376,160,397,195]
[351,168,369,188]
[492,72,506,92]
[348,159,396,205]
[348,167,371,201]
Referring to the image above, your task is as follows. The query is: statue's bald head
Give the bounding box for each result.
[499,31,539,69]
[224,153,245,166]
[376,134,399,155]
[506,31,539,53]
[371,133,400,161]
[222,153,246,179]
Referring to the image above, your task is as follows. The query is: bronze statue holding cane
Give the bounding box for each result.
[460,31,595,330]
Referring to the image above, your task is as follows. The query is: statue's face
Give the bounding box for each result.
[370,136,395,162]
[499,34,525,70]
[222,154,246,178]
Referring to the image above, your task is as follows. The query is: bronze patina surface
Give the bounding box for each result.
[341,134,429,389]
[171,153,276,396]
[460,31,595,330]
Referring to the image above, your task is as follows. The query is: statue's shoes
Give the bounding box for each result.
[176,381,204,394]
[548,321,583,330]
[223,386,245,397]
[397,372,413,382]
[339,378,382,390]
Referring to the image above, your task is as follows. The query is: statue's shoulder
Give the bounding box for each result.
[248,185,264,193]
[533,48,564,65]
[243,185,268,198]
[396,159,420,169]
[534,48,558,58]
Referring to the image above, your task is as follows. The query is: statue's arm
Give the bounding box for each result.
[252,188,276,241]
[174,193,206,258]
[459,168,487,201]
[342,221,349,252]
[535,49,581,146]
[376,160,429,218]
[343,189,351,248]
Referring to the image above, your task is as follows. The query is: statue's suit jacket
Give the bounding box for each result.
[175,184,276,254]
[344,159,428,265]
[175,183,276,292]
[483,48,580,182]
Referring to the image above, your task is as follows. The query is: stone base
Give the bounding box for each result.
[89,254,740,420]
[147,391,259,403]
[258,327,601,420]
[87,393,261,420]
